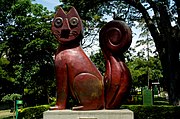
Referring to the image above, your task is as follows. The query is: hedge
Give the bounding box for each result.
[122,105,180,119]
[18,105,180,119]
[18,105,50,119]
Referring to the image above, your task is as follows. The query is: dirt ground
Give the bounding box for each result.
[0,110,14,119]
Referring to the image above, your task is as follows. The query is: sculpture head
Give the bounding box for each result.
[51,7,83,44]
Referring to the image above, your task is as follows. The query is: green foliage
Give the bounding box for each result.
[18,104,180,119]
[1,94,22,102]
[0,0,57,106]
[90,50,105,74]
[18,105,50,119]
[0,57,16,99]
[1,117,13,119]
[129,95,143,105]
[122,105,180,119]
[0,57,12,81]
[127,57,163,88]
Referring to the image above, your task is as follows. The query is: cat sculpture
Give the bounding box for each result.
[51,7,132,110]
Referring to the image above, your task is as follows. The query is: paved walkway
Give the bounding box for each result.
[0,110,14,118]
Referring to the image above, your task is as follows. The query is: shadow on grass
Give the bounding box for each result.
[0,116,13,119]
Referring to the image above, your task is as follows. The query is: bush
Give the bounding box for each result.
[1,94,22,102]
[122,105,180,119]
[124,95,143,105]
[18,105,180,119]
[18,105,50,119]
[1,93,22,109]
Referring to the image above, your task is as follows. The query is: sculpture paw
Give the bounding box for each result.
[72,106,84,110]
[49,105,65,110]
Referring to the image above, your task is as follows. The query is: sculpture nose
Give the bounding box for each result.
[61,18,71,38]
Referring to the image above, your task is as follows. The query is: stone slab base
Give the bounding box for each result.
[43,109,134,119]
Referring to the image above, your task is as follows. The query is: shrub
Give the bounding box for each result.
[18,105,180,119]
[18,105,50,119]
[1,93,22,109]
[122,105,180,119]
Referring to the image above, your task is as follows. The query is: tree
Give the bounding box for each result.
[0,0,57,106]
[127,57,163,88]
[0,57,16,99]
[125,0,180,106]
[61,0,180,105]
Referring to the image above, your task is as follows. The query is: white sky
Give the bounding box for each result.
[33,0,60,11]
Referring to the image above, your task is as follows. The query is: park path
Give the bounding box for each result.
[0,110,14,118]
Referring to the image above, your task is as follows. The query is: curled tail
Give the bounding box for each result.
[99,20,132,109]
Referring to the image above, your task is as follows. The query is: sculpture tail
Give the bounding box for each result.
[99,20,132,109]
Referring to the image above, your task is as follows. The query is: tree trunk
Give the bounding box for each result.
[167,27,180,106]
[157,5,180,106]
[125,0,180,105]
[160,32,180,106]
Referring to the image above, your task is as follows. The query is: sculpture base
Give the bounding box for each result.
[43,109,134,119]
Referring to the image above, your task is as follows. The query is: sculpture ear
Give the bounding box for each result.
[67,7,80,18]
[55,7,66,18]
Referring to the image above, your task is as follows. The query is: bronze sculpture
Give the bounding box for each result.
[51,7,132,110]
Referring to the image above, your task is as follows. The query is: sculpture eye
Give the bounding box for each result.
[54,17,63,27]
[69,17,79,26]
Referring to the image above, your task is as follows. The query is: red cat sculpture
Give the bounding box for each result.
[51,7,104,110]
[51,7,132,110]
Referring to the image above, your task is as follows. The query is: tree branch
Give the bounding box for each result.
[174,0,180,25]
[124,0,161,51]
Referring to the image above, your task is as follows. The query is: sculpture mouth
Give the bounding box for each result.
[61,30,70,39]
[54,30,79,41]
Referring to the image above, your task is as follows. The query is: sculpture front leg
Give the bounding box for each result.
[50,59,68,110]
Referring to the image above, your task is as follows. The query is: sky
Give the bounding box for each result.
[33,0,60,11]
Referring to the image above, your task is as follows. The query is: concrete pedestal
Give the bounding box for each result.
[43,109,134,119]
